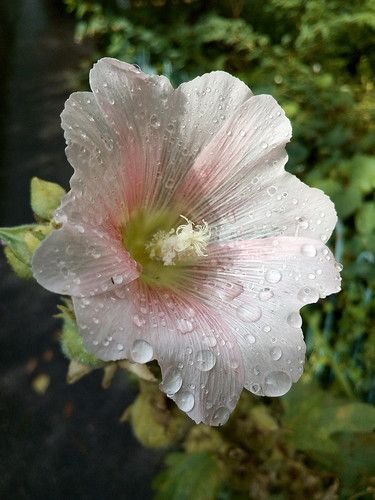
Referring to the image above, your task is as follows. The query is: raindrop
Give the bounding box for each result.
[236,304,262,322]
[263,371,292,396]
[297,287,319,303]
[160,368,183,395]
[196,350,216,371]
[265,269,282,284]
[175,391,195,412]
[258,288,274,301]
[270,346,282,360]
[177,319,193,334]
[246,333,256,344]
[267,185,277,196]
[203,336,217,348]
[287,312,302,328]
[131,339,153,363]
[211,407,230,425]
[150,114,161,128]
[133,315,146,327]
[117,343,124,351]
[301,244,317,257]
[112,275,124,285]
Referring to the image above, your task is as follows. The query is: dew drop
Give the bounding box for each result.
[211,406,230,425]
[160,368,183,395]
[258,288,274,301]
[117,343,124,351]
[175,391,195,412]
[301,244,317,257]
[196,350,216,371]
[112,275,124,285]
[265,269,282,284]
[287,312,302,328]
[270,346,282,361]
[203,336,217,348]
[150,114,161,128]
[131,339,153,363]
[263,371,292,396]
[236,304,262,322]
[297,287,319,303]
[177,319,194,334]
[246,333,256,344]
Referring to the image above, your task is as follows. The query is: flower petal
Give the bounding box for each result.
[177,94,336,243]
[32,224,138,296]
[183,236,341,395]
[73,281,244,425]
[89,58,252,211]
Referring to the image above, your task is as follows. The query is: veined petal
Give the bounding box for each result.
[73,281,244,426]
[32,224,138,296]
[89,58,252,211]
[183,236,341,395]
[176,94,336,243]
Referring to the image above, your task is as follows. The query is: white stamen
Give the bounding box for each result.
[147,215,211,266]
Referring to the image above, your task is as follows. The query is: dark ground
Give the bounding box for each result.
[0,1,162,498]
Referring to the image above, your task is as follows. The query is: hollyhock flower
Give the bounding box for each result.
[32,58,342,425]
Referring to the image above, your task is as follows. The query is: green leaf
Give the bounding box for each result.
[0,224,50,265]
[355,202,375,234]
[153,452,222,500]
[59,302,105,368]
[30,177,66,220]
[331,186,363,220]
[282,381,375,455]
[349,155,375,194]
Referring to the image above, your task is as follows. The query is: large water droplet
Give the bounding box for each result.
[287,312,302,328]
[265,269,282,284]
[211,406,230,425]
[236,304,262,322]
[175,390,195,412]
[270,346,282,361]
[160,368,183,395]
[301,244,317,257]
[297,286,319,303]
[196,350,216,371]
[263,371,292,396]
[131,339,153,363]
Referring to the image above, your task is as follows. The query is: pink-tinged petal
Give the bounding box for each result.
[32,224,138,296]
[73,281,244,425]
[176,94,336,243]
[89,58,252,211]
[184,236,341,395]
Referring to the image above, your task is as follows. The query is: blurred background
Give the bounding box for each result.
[0,0,374,499]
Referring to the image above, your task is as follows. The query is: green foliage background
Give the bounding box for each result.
[4,0,375,498]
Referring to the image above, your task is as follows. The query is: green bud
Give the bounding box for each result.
[30,177,66,220]
[0,224,51,266]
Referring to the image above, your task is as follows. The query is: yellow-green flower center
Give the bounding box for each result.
[122,209,210,288]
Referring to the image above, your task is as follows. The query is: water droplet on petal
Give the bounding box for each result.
[175,390,195,412]
[287,312,302,328]
[211,406,230,425]
[203,336,217,348]
[150,114,161,128]
[265,269,282,284]
[270,346,282,360]
[112,275,124,285]
[196,350,216,371]
[177,319,193,334]
[297,287,319,303]
[131,339,153,363]
[301,244,317,257]
[246,333,256,344]
[258,288,274,301]
[160,368,183,395]
[236,304,262,322]
[263,371,292,396]
[117,343,124,351]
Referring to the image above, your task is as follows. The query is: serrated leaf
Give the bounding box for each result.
[154,452,222,500]
[30,177,66,220]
